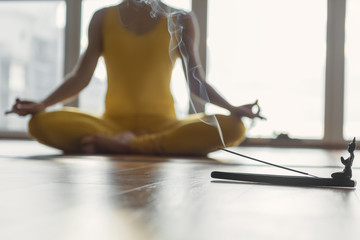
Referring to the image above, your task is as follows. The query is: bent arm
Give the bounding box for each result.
[178,12,264,120]
[177,12,234,112]
[42,9,105,107]
[6,9,106,116]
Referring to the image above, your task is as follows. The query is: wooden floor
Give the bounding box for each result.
[1,140,359,240]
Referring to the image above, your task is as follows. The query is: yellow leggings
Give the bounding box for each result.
[28,107,246,155]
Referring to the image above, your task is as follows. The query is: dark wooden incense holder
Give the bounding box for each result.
[211,172,356,188]
[212,138,357,188]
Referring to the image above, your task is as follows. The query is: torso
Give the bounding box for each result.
[101,5,177,119]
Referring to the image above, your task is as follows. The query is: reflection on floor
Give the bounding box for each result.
[0,140,359,240]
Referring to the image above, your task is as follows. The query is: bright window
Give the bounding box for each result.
[344,0,360,140]
[207,0,327,139]
[0,1,65,132]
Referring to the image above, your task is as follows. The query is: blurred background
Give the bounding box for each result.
[0,0,359,147]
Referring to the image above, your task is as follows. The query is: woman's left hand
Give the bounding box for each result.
[230,100,266,120]
[5,98,46,116]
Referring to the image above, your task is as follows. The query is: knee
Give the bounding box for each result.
[28,111,64,145]
[28,110,81,152]
[28,111,48,139]
[217,115,246,146]
[28,109,80,139]
[28,110,67,140]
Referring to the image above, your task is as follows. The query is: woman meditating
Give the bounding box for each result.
[7,0,264,155]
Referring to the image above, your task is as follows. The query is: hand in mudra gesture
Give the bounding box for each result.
[5,98,46,116]
[230,100,266,120]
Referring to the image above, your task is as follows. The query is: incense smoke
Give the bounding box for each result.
[137,0,226,146]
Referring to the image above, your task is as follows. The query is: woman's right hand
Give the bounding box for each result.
[5,98,46,116]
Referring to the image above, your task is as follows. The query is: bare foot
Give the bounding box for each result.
[80,131,136,154]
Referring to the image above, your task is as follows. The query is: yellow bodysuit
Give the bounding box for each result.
[28,6,245,155]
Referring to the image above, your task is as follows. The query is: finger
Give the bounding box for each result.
[18,100,34,105]
[254,104,261,114]
[17,103,31,110]
[16,98,32,104]
[244,112,257,119]
[4,110,14,115]
[249,100,258,107]
[13,102,21,110]
[17,110,30,116]
[9,107,20,114]
[10,104,23,114]
[18,103,40,113]
[249,104,260,115]
[258,114,267,120]
[6,103,24,116]
[15,105,33,116]
[253,100,262,115]
[17,101,35,109]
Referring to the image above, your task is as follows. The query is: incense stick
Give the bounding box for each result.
[218,148,320,178]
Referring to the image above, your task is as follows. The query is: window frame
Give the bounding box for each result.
[0,0,351,149]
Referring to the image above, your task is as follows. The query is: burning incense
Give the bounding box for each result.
[218,148,320,178]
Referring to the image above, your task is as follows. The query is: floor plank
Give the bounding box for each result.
[0,140,359,240]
